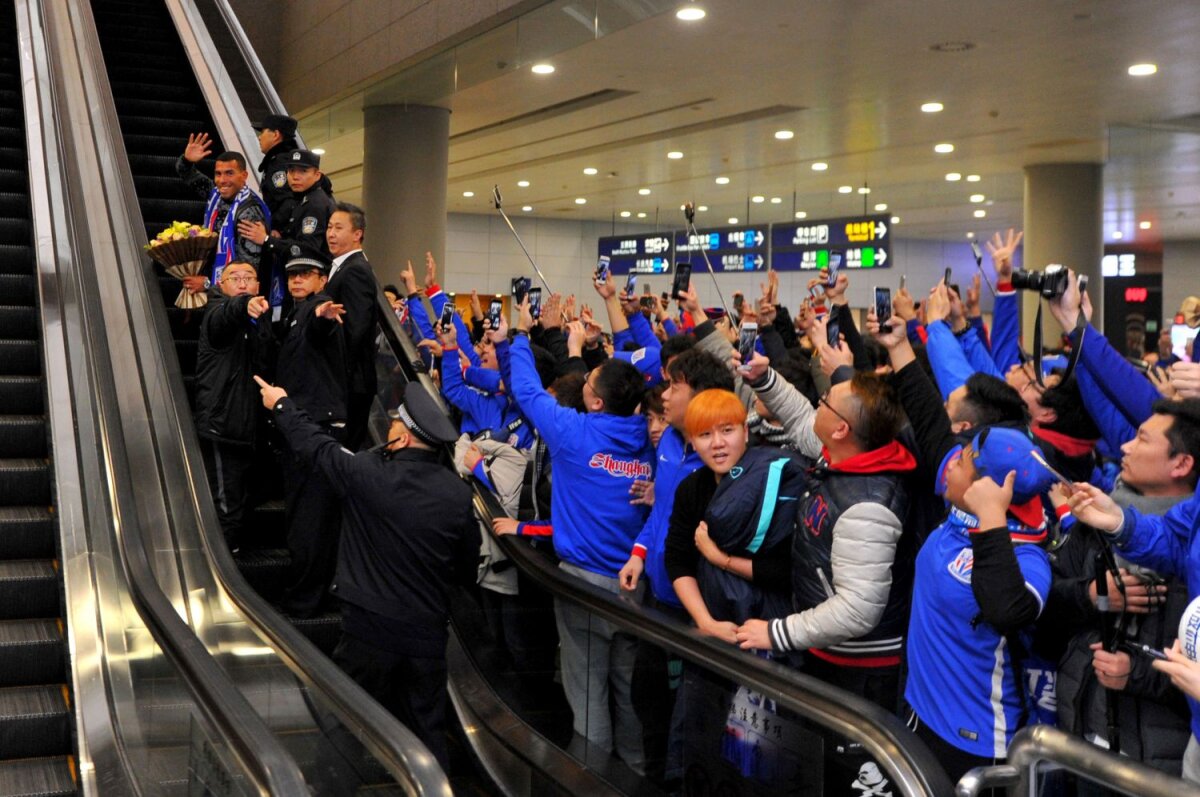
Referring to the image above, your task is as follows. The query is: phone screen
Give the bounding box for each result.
[624,273,637,297]
[826,251,843,287]
[826,318,841,348]
[528,288,542,319]
[672,262,692,299]
[488,299,503,327]
[944,267,953,287]
[511,276,530,305]
[874,287,892,330]
[595,256,611,284]
[737,323,758,372]
[439,302,455,330]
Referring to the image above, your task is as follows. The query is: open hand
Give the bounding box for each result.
[315,301,346,323]
[183,132,213,163]
[987,228,1023,282]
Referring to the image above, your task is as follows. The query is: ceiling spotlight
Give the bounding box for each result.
[874,203,888,212]
[517,180,530,187]
[638,188,651,195]
[969,194,985,203]
[522,206,533,212]
[838,185,853,194]
[770,197,782,204]
[728,217,739,224]
[698,205,708,211]
[921,102,944,113]
[676,3,706,21]
[619,211,631,218]
[1140,220,1152,230]
[934,143,955,154]
[752,195,765,203]
[857,186,871,195]
[462,191,475,197]
[715,176,730,185]
[966,174,981,182]
[311,148,326,155]
[1128,63,1157,76]
[891,216,900,224]
[1113,230,1124,239]
[795,211,807,219]
[945,172,962,181]
[575,197,587,205]
[774,130,795,140]
[583,167,598,175]
[531,63,555,75]
[667,151,684,159]
[973,209,986,218]
[811,162,828,171]
[966,232,975,239]
[636,212,647,218]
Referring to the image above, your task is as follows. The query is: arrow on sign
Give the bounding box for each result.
[877,249,888,265]
[875,222,888,239]
[754,230,765,246]
[753,255,764,268]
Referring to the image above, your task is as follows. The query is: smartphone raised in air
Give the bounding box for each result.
[737,323,758,372]
[487,299,503,329]
[595,256,611,285]
[825,250,844,288]
[528,287,542,319]
[874,286,892,333]
[672,262,692,300]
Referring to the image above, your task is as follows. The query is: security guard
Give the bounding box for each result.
[255,376,478,771]
[274,256,346,617]
[238,149,335,266]
[252,113,299,217]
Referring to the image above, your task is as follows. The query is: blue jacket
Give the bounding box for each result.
[633,426,704,606]
[505,335,654,577]
[990,287,1021,374]
[440,353,532,446]
[614,312,664,386]
[1073,323,1158,432]
[408,289,480,368]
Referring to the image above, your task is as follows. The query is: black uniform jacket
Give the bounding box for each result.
[195,294,275,445]
[271,398,479,632]
[264,182,335,264]
[257,140,299,217]
[275,293,347,423]
[326,250,380,396]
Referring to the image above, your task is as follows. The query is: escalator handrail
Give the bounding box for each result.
[371,303,956,797]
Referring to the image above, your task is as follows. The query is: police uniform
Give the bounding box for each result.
[252,113,299,217]
[261,149,336,265]
[269,383,478,771]
[274,257,347,617]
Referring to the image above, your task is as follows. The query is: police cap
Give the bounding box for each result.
[284,257,328,275]
[388,385,458,445]
[286,149,321,170]
[252,114,298,138]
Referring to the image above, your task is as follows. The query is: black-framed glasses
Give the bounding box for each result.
[819,388,854,430]
[222,274,257,285]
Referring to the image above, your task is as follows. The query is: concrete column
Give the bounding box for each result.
[362,104,450,288]
[1021,163,1104,345]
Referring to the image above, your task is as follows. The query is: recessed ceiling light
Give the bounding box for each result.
[619,211,631,218]
[637,212,647,218]
[891,216,900,223]
[811,162,828,171]
[1128,63,1157,76]
[946,172,962,181]
[583,167,598,175]
[728,217,739,224]
[921,102,944,113]
[770,197,782,204]
[857,186,871,195]
[517,180,530,187]
[1113,230,1124,239]
[522,206,533,212]
[311,148,326,155]
[969,194,985,203]
[575,197,587,205]
[531,63,555,75]
[966,232,975,239]
[966,174,981,182]
[874,203,888,212]
[973,209,986,218]
[698,205,708,211]
[715,176,730,185]
[752,195,765,203]
[935,143,955,154]
[838,185,852,194]
[774,130,794,140]
[675,4,706,21]
[638,188,651,195]
[795,211,807,219]
[667,151,684,159]
[1140,220,1152,230]
[462,191,474,197]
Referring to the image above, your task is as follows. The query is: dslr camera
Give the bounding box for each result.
[1011,263,1070,299]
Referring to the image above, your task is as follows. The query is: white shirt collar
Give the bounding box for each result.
[331,248,363,269]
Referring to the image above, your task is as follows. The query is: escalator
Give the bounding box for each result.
[0,3,75,792]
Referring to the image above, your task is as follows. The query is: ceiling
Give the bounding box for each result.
[296,0,1200,243]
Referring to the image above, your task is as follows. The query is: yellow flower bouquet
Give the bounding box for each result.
[145,221,218,309]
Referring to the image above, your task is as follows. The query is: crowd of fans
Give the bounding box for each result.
[173,114,1200,793]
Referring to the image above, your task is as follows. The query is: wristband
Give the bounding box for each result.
[631,545,647,561]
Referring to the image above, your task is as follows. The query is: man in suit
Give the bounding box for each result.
[325,202,380,449]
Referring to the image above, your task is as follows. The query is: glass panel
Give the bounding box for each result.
[517,0,597,65]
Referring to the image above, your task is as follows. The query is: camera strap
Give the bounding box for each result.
[1031,302,1086,388]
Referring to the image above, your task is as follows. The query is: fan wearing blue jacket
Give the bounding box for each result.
[498,301,655,772]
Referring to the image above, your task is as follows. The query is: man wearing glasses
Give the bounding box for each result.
[194,261,275,551]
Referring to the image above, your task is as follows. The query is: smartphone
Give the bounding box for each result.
[825,250,843,288]
[808,283,823,302]
[640,295,656,310]
[900,274,907,290]
[487,299,503,328]
[1029,448,1072,488]
[949,283,962,299]
[874,287,892,333]
[733,292,745,313]
[970,240,983,266]
[827,318,841,348]
[1127,356,1151,374]
[528,287,542,319]
[595,256,611,284]
[660,291,670,305]
[1121,642,1169,662]
[737,322,758,372]
[672,262,692,299]
[438,302,455,331]
[1078,274,1089,294]
[624,273,638,297]
[944,267,953,287]
[511,276,530,305]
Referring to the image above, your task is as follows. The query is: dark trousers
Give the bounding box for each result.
[332,632,450,771]
[909,709,1003,790]
[280,425,343,617]
[200,438,254,549]
[343,391,374,452]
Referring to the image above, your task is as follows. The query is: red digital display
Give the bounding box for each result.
[1125,287,1148,303]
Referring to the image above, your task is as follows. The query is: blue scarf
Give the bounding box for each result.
[204,185,281,307]
[945,504,1047,544]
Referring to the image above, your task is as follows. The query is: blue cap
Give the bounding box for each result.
[970,427,1057,529]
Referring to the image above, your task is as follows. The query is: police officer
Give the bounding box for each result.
[274,256,347,617]
[238,149,335,266]
[254,376,478,771]
[252,113,300,217]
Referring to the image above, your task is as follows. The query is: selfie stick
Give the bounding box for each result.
[492,185,553,293]
[971,245,998,298]
[683,202,731,319]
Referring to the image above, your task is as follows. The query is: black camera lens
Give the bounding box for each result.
[1011,269,1043,292]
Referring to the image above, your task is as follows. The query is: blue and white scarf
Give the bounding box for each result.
[203,185,281,307]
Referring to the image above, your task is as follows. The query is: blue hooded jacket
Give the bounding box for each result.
[633,426,704,607]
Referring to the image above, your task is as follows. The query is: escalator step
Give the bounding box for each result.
[0,376,43,415]
[0,307,35,339]
[110,80,198,103]
[0,560,59,620]
[0,171,29,198]
[0,150,24,175]
[127,152,206,177]
[0,245,32,276]
[164,307,203,340]
[140,198,208,225]
[92,50,190,73]
[0,508,55,560]
[0,416,46,458]
[0,685,70,760]
[174,339,196,373]
[0,755,75,797]
[0,619,65,687]
[287,613,342,657]
[0,194,30,220]
[0,340,38,376]
[246,500,285,549]
[133,174,206,201]
[0,127,25,150]
[107,64,193,88]
[0,460,50,507]
[122,132,197,157]
[0,218,30,245]
[234,548,288,601]
[114,97,205,120]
